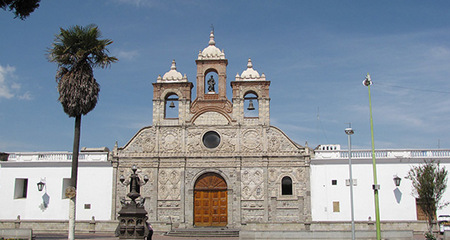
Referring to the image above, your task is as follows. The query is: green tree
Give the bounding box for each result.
[407,160,448,238]
[48,24,117,240]
[1,0,40,19]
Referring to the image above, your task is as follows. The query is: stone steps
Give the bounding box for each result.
[166,228,239,238]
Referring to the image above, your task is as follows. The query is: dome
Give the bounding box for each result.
[158,60,187,83]
[198,31,226,60]
[235,58,266,81]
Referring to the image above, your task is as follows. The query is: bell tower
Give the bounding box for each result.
[231,58,270,125]
[152,60,193,126]
[190,31,233,123]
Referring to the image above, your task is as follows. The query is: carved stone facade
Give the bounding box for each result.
[111,32,312,230]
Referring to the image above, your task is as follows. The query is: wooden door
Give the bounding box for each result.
[194,173,227,226]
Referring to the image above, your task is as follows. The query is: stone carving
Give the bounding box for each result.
[268,136,280,152]
[187,130,202,153]
[267,127,299,152]
[268,168,277,182]
[295,167,305,182]
[242,201,264,209]
[241,168,264,200]
[158,169,181,200]
[160,128,181,152]
[186,128,237,153]
[242,129,262,152]
[124,128,156,153]
[158,200,180,208]
[219,129,236,152]
[158,209,181,222]
[241,209,264,222]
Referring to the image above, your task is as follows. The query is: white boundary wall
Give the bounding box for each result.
[311,145,450,221]
[0,150,113,221]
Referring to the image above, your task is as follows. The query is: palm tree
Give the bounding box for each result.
[48,24,117,240]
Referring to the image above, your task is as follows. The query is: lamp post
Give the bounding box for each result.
[363,73,381,240]
[345,126,355,240]
[116,165,150,240]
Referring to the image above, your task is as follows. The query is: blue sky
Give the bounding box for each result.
[2,0,450,151]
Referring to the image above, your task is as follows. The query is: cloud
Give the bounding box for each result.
[117,50,139,61]
[0,64,33,100]
[18,91,32,100]
[0,65,16,99]
[114,0,156,7]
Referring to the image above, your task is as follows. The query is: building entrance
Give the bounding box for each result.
[194,173,227,227]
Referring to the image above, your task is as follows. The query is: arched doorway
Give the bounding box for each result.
[194,172,227,227]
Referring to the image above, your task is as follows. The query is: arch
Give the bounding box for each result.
[193,172,228,227]
[190,169,230,190]
[160,88,184,101]
[194,172,227,190]
[164,93,179,119]
[191,109,232,125]
[239,87,263,99]
[204,68,218,76]
[244,91,259,118]
[281,176,293,195]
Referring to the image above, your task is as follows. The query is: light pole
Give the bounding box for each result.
[116,165,150,240]
[345,126,355,240]
[363,73,381,240]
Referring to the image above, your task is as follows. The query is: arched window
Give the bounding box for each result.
[244,92,258,118]
[165,93,179,119]
[281,176,293,195]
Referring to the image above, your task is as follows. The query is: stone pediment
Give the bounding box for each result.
[120,126,157,154]
[118,125,304,157]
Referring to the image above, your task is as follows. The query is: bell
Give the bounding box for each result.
[247,100,255,110]
[169,101,175,108]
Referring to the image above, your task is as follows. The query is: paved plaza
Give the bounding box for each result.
[34,232,239,240]
[33,231,438,240]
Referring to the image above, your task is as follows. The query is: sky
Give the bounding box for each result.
[2,0,450,152]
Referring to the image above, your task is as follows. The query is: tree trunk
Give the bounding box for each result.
[428,217,434,238]
[68,115,81,240]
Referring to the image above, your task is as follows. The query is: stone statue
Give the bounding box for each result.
[207,75,215,92]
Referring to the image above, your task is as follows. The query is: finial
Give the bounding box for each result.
[247,58,253,68]
[209,31,215,45]
[171,59,176,70]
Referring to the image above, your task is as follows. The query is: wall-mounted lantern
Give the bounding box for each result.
[393,175,401,187]
[37,180,45,191]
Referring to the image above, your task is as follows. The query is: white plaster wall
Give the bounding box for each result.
[311,162,450,221]
[0,165,113,221]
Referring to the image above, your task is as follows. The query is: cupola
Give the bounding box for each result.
[235,58,266,81]
[157,60,188,83]
[197,31,226,60]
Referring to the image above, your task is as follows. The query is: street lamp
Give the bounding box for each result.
[363,73,381,240]
[116,165,150,239]
[345,126,355,240]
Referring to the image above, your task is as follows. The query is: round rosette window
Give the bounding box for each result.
[202,131,221,149]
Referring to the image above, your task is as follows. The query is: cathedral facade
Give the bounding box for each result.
[111,32,312,229]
